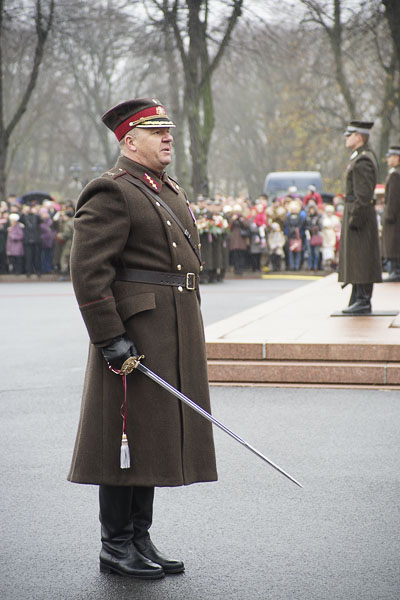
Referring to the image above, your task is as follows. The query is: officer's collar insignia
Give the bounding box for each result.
[350,150,358,160]
[164,175,180,194]
[143,172,161,192]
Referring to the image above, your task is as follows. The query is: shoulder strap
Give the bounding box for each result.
[120,172,202,265]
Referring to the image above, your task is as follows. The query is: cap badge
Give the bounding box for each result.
[156,106,166,115]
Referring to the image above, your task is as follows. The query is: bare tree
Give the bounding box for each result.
[382,0,400,123]
[300,0,356,118]
[150,0,243,198]
[0,0,55,200]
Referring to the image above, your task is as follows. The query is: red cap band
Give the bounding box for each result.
[114,106,168,141]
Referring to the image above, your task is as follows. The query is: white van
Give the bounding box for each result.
[263,171,324,200]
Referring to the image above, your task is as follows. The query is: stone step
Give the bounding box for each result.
[206,341,400,362]
[207,359,400,387]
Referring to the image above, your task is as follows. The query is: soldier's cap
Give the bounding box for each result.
[102,98,176,141]
[344,120,374,137]
[385,145,400,157]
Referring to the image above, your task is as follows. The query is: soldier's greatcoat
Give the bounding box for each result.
[338,145,382,284]
[68,155,217,487]
[382,164,400,260]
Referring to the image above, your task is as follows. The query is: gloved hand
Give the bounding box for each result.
[101,334,140,371]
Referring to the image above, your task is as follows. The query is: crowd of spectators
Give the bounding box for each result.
[0,183,387,282]
[0,194,75,279]
[193,185,348,282]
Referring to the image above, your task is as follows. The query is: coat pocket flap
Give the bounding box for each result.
[116,293,156,322]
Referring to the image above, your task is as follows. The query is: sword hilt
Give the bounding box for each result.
[120,355,145,375]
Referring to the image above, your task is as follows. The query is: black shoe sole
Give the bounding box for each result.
[164,566,185,575]
[100,562,165,579]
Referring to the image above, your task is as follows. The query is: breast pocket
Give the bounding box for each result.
[116,293,156,323]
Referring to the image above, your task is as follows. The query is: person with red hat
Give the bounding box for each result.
[68,98,217,579]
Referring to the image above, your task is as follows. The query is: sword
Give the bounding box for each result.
[120,356,303,489]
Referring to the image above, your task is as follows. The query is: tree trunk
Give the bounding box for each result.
[0,0,54,200]
[382,0,400,122]
[0,132,8,201]
[163,1,189,189]
[164,0,242,198]
[377,55,397,181]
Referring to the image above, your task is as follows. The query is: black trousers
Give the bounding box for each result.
[348,283,373,305]
[99,485,155,547]
[24,243,41,275]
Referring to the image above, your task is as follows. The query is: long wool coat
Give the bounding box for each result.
[68,155,217,487]
[382,165,400,260]
[338,145,382,284]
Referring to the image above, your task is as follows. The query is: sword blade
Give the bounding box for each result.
[136,362,303,488]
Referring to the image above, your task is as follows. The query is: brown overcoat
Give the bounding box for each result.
[338,145,382,284]
[382,165,400,260]
[68,155,217,487]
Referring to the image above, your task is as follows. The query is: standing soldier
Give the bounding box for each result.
[339,120,382,314]
[55,203,74,280]
[68,98,217,580]
[382,145,400,282]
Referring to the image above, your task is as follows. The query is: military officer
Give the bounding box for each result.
[339,120,382,314]
[68,98,217,579]
[382,145,400,282]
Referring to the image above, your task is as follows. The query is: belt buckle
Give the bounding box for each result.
[186,272,196,290]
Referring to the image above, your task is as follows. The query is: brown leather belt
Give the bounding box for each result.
[115,268,198,291]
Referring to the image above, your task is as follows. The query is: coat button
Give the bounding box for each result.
[198,243,201,249]
[177,264,182,271]
[172,242,177,248]
[178,286,183,292]
[156,201,161,207]
[200,265,204,272]
[166,220,172,226]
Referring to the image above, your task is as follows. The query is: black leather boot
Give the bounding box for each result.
[132,486,185,574]
[342,283,372,314]
[99,485,164,579]
[348,284,358,306]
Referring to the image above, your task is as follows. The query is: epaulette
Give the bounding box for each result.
[112,168,128,180]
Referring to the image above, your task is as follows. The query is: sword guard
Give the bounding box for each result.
[120,355,145,375]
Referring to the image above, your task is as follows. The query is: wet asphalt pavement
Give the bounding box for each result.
[0,279,399,600]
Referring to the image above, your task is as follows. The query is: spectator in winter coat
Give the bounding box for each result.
[0,209,9,273]
[229,205,250,275]
[39,208,56,273]
[248,206,267,272]
[303,185,323,209]
[321,204,340,270]
[304,201,323,270]
[285,200,304,271]
[20,204,41,276]
[268,221,285,271]
[6,213,24,274]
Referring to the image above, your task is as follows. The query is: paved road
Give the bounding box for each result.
[1,280,399,600]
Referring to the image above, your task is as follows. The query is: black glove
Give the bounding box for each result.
[101,334,140,371]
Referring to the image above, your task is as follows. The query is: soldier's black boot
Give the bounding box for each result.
[342,283,372,314]
[99,485,164,579]
[348,284,358,306]
[132,486,185,574]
